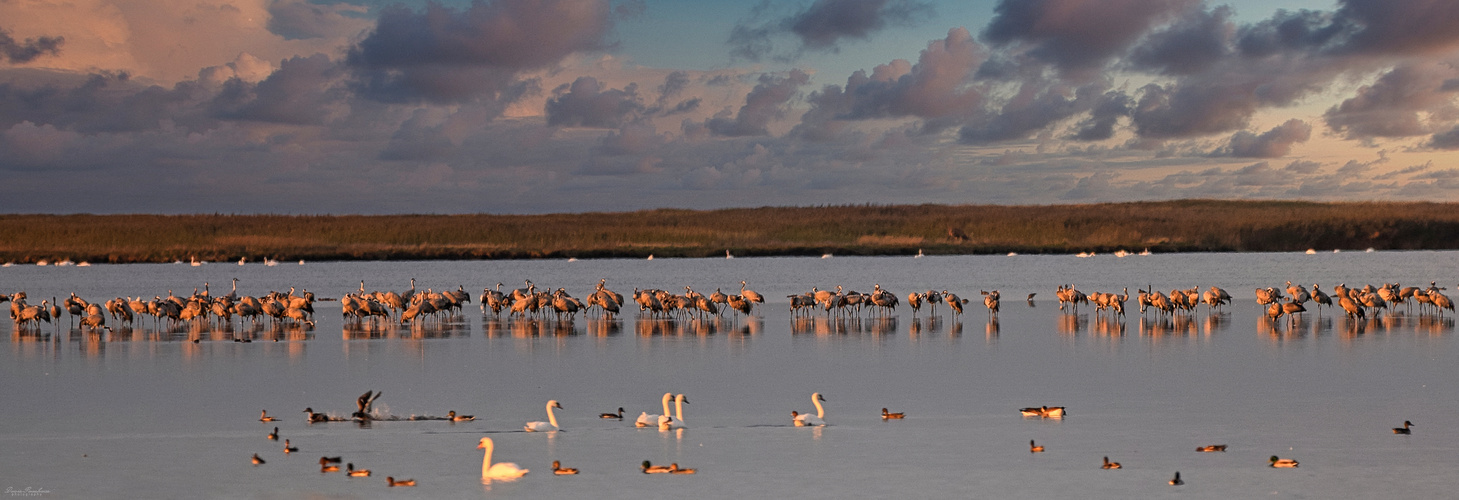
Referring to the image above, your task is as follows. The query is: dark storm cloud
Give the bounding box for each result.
[700,69,809,137]
[1429,126,1459,150]
[728,0,932,61]
[1126,5,1232,75]
[1331,0,1459,56]
[0,27,63,64]
[266,0,363,40]
[345,0,613,103]
[1218,119,1312,158]
[544,77,643,128]
[980,0,1197,76]
[1324,62,1459,140]
[1069,91,1133,141]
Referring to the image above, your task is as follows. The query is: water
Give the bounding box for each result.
[3,252,1458,499]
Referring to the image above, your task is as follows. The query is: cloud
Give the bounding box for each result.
[210,54,345,125]
[795,28,985,140]
[980,0,1198,77]
[1126,5,1233,75]
[545,77,643,128]
[345,0,613,103]
[700,69,810,137]
[728,0,932,61]
[0,27,63,64]
[1325,61,1459,140]
[1218,119,1312,158]
[266,0,369,41]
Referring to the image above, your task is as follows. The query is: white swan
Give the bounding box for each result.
[636,393,673,428]
[525,400,562,432]
[478,437,528,480]
[794,393,827,426]
[659,393,688,430]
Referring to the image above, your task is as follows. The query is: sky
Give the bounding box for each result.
[3,0,1459,214]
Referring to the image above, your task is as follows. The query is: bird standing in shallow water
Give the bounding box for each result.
[1393,420,1414,434]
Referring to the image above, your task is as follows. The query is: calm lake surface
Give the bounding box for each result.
[3,251,1459,499]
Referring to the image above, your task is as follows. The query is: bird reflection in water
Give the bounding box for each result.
[789,316,898,336]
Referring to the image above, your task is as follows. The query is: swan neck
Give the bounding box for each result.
[661,393,672,415]
[481,440,494,476]
[547,403,559,428]
[813,395,825,419]
[675,396,685,423]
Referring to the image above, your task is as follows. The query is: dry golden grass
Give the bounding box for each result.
[2,200,1458,263]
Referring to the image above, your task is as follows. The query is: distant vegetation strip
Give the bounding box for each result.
[3,200,1459,264]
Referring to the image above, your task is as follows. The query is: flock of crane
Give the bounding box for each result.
[8,275,1456,336]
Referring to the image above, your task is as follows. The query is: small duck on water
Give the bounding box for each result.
[641,460,672,474]
[668,463,696,475]
[386,476,416,487]
[552,460,579,475]
[267,427,278,441]
[1393,420,1414,435]
[1029,440,1044,453]
[1269,456,1299,468]
[447,410,475,422]
[1101,456,1122,469]
[600,407,625,419]
[1196,444,1227,452]
[347,463,371,477]
[259,410,277,422]
[251,454,266,466]
[881,408,905,419]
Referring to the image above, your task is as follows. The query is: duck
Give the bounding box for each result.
[347,463,371,477]
[251,453,266,466]
[1196,444,1227,452]
[1018,406,1066,418]
[447,410,475,422]
[1269,456,1299,468]
[259,409,277,422]
[1393,420,1414,434]
[283,439,298,454]
[1029,440,1044,453]
[303,407,330,423]
[525,400,563,432]
[385,476,416,487]
[267,427,278,441]
[601,407,625,419]
[1170,471,1183,485]
[668,463,697,474]
[552,460,579,475]
[881,408,905,419]
[794,393,827,426]
[1101,456,1121,469]
[1042,406,1066,418]
[321,463,340,473]
[641,460,672,474]
[478,437,529,480]
[319,456,342,464]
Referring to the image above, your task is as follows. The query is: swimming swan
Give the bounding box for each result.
[636,393,673,428]
[525,400,563,432]
[659,394,688,430]
[478,437,529,480]
[794,393,827,426]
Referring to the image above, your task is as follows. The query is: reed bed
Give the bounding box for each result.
[2,200,1458,263]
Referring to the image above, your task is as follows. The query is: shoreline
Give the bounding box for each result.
[3,199,1459,264]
